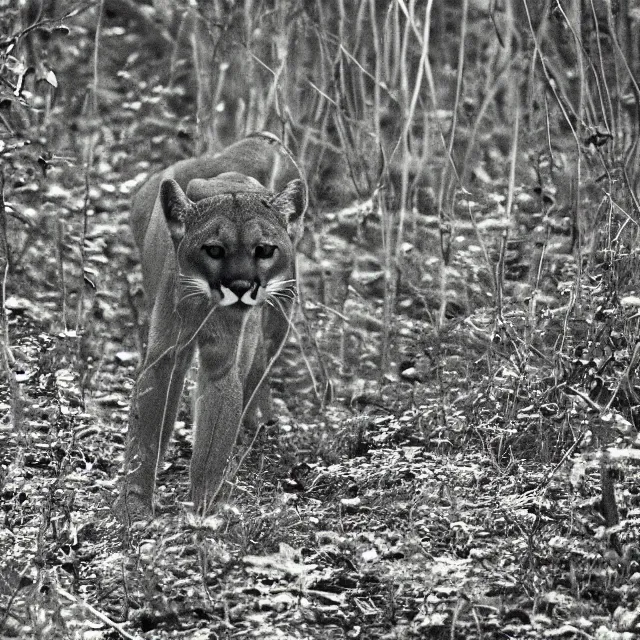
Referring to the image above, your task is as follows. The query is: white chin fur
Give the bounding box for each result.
[219,285,239,306]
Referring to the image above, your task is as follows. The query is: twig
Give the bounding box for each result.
[0,169,10,360]
[0,563,30,633]
[55,218,67,329]
[495,98,519,325]
[0,170,24,436]
[56,587,142,640]
[75,0,103,336]
[0,0,96,49]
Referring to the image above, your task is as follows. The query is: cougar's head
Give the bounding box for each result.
[160,172,305,311]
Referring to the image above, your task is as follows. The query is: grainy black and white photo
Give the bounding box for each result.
[1,1,639,638]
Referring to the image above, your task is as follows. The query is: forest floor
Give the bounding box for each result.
[1,115,640,640]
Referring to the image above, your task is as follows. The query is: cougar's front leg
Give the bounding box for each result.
[242,333,273,432]
[248,299,292,425]
[190,342,244,513]
[121,321,195,517]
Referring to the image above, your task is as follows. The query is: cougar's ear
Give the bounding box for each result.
[160,179,192,244]
[271,179,307,240]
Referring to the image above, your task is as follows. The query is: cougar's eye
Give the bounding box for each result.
[203,245,225,259]
[255,244,276,260]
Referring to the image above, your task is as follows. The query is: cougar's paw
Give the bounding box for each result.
[113,488,154,525]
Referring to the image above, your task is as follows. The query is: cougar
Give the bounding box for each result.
[118,133,305,519]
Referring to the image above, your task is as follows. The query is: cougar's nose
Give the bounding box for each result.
[227,279,253,297]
